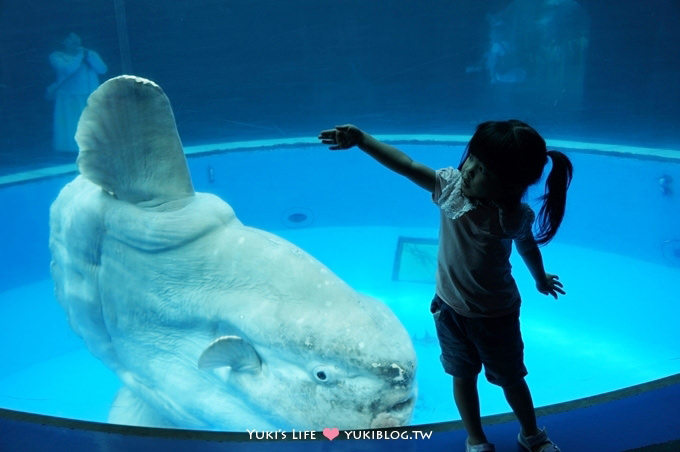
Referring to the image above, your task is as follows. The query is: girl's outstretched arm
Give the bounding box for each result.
[516,239,566,299]
[319,124,435,193]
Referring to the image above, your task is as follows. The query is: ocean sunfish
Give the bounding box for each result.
[49,75,417,431]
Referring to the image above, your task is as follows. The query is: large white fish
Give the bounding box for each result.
[49,75,417,431]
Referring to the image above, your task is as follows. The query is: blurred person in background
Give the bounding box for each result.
[47,32,107,152]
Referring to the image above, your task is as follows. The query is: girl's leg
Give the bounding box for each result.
[502,378,539,438]
[453,375,488,444]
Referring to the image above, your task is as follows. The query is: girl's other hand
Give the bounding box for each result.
[318,124,363,150]
[537,273,565,299]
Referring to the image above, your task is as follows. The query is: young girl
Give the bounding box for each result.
[318,121,572,452]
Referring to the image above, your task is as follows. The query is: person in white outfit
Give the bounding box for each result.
[47,32,108,152]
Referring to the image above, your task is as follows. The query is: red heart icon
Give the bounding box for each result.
[323,427,339,441]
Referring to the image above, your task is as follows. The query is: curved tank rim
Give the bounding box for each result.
[1,135,678,189]
[1,372,677,440]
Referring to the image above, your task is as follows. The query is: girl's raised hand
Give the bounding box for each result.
[537,273,565,299]
[318,124,363,150]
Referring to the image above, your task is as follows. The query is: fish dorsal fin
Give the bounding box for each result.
[75,75,195,204]
[198,336,262,373]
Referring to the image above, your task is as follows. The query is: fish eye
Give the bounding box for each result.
[312,365,336,384]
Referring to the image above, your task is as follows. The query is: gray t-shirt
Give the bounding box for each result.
[433,167,535,318]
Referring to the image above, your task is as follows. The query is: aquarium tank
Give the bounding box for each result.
[0,1,679,451]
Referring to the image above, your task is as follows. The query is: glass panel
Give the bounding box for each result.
[0,0,679,435]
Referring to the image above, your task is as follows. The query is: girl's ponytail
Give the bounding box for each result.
[463,120,574,245]
[535,150,573,244]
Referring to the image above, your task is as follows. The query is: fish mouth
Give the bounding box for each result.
[370,395,416,428]
[391,396,415,413]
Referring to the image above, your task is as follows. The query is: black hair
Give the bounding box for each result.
[458,120,573,245]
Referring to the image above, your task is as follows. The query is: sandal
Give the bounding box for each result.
[465,438,496,452]
[517,427,561,452]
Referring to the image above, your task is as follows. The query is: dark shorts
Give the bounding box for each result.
[430,294,527,387]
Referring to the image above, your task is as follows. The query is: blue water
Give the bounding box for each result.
[1,0,679,442]
[1,224,678,427]
[1,137,679,429]
[2,0,680,174]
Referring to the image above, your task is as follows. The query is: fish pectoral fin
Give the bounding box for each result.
[198,335,262,374]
